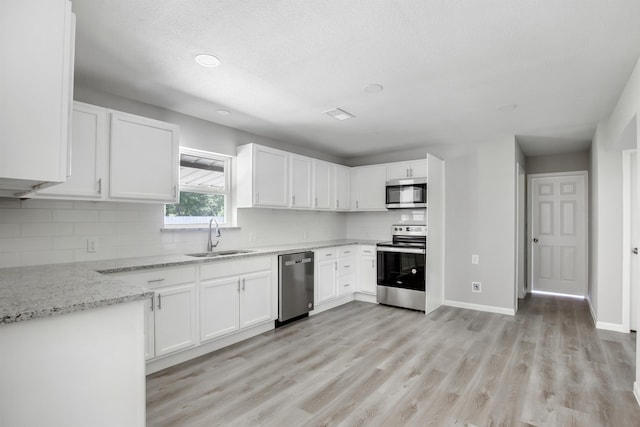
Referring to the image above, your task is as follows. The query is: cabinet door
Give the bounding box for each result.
[144,295,155,360]
[154,283,197,357]
[200,276,240,342]
[334,165,351,211]
[410,160,428,178]
[313,160,332,209]
[240,271,272,328]
[317,258,337,304]
[290,155,312,208]
[37,102,108,199]
[0,0,74,191]
[359,255,377,294]
[109,111,179,202]
[351,165,387,210]
[254,146,289,207]
[386,162,412,180]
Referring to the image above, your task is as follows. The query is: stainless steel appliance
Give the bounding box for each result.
[385,178,427,209]
[377,224,426,311]
[278,251,314,325]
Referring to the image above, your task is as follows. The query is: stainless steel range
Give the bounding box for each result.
[376,224,426,311]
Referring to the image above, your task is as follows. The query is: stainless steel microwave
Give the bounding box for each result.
[385,178,427,209]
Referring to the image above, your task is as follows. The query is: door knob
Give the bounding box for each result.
[533,238,539,243]
[633,248,638,255]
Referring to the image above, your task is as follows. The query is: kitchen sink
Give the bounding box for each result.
[186,249,255,258]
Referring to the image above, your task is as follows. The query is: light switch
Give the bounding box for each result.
[472,254,479,265]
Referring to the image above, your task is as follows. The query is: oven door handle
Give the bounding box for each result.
[376,247,426,254]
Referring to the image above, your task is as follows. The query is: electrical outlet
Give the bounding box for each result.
[472,281,481,292]
[86,238,97,253]
[472,254,479,264]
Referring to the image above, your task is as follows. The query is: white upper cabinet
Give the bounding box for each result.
[237,144,289,208]
[313,160,333,210]
[351,165,387,211]
[290,155,313,209]
[334,165,351,211]
[0,0,75,196]
[386,160,428,180]
[36,102,108,200]
[109,111,179,202]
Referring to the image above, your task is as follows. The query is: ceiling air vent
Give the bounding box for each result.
[324,108,355,121]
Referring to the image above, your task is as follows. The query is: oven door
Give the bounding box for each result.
[376,247,426,291]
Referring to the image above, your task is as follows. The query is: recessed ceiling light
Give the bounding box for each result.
[195,53,221,67]
[497,103,518,112]
[364,84,384,93]
[324,108,355,121]
[216,109,230,116]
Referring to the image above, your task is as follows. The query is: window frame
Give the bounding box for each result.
[163,147,232,228]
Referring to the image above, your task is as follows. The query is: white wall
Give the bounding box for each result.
[526,151,589,174]
[443,136,517,314]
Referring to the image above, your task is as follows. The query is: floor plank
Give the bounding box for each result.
[147,294,640,426]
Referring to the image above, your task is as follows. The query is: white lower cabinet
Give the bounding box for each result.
[316,248,338,304]
[199,257,272,343]
[337,246,357,296]
[153,283,198,357]
[358,245,377,295]
[113,265,197,361]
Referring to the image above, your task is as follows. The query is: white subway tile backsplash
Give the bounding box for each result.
[73,222,118,236]
[0,209,52,224]
[0,237,52,253]
[53,236,88,250]
[0,199,20,209]
[21,199,74,209]
[21,223,73,237]
[53,209,100,223]
[21,250,74,266]
[0,224,20,238]
[0,253,21,268]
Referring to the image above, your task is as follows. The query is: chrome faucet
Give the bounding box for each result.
[207,217,221,252]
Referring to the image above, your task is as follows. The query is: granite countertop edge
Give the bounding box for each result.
[0,239,379,325]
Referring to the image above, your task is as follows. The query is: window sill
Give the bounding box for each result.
[161,226,241,232]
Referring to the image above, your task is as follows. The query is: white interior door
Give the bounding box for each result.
[530,173,587,296]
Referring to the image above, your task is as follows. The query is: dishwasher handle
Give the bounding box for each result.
[284,257,312,266]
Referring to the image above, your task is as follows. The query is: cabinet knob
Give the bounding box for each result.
[533,238,539,243]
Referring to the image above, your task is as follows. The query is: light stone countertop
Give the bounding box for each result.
[0,239,379,324]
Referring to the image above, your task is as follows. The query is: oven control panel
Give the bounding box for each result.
[391,224,426,236]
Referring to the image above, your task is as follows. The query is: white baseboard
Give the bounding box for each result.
[354,292,377,304]
[310,293,356,315]
[634,382,640,407]
[595,321,626,333]
[444,300,515,316]
[146,321,274,375]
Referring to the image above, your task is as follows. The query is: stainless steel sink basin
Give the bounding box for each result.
[186,250,255,258]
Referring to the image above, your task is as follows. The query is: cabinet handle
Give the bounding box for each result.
[157,294,162,310]
[371,260,374,268]
[406,168,410,177]
[344,265,351,268]
[147,278,165,284]
[356,200,359,209]
[97,178,102,195]
[242,278,246,291]
[237,278,241,292]
[344,283,351,287]
[315,197,318,207]
[336,200,340,209]
[173,185,177,198]
[150,295,154,312]
[335,261,337,271]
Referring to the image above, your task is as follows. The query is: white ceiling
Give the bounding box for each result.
[71,0,640,159]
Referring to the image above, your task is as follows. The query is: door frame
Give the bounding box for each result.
[622,149,637,332]
[515,162,526,312]
[527,171,589,297]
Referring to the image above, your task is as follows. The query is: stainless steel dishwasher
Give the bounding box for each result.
[278,251,314,325]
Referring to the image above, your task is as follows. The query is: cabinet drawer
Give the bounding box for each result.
[111,265,196,289]
[338,246,357,257]
[315,247,337,260]
[338,274,356,295]
[338,257,355,276]
[359,245,376,256]
[200,256,271,280]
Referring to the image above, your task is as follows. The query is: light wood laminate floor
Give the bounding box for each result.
[147,295,640,426]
